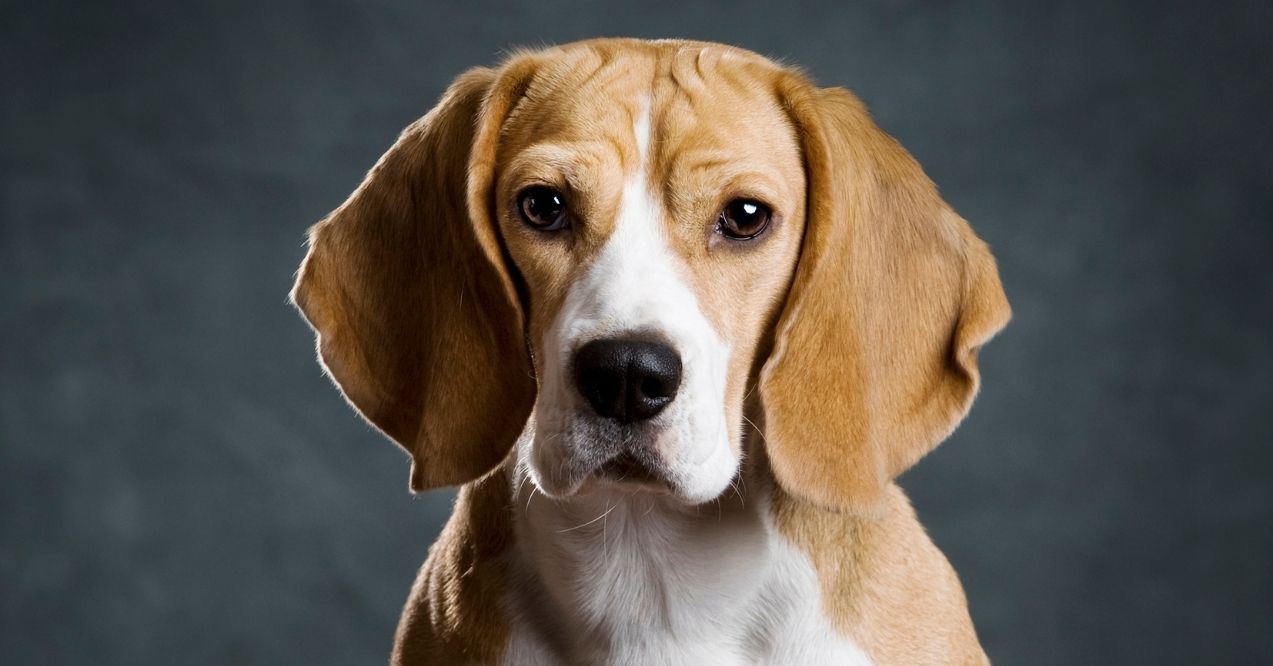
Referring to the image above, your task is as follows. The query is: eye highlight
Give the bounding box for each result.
[517,186,569,231]
[717,199,772,240]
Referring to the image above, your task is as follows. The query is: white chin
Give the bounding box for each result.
[668,439,741,504]
[669,471,736,505]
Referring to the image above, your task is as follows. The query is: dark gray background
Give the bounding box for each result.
[4,0,1271,663]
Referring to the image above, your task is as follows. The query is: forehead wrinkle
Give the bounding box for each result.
[666,48,703,95]
[658,49,711,124]
[568,47,614,91]
[502,49,629,136]
[648,56,779,172]
[504,141,615,186]
[513,57,656,178]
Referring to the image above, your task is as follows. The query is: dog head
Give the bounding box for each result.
[292,39,1010,513]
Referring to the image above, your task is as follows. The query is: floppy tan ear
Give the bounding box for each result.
[760,78,1011,513]
[291,64,538,492]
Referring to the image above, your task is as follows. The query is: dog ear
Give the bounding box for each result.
[760,78,1011,513]
[291,63,540,492]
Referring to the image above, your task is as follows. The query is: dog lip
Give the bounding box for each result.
[596,451,666,488]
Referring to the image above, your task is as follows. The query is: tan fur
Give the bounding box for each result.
[293,38,1009,665]
[393,467,515,664]
[290,67,536,491]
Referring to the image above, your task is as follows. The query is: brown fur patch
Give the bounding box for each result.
[393,467,515,665]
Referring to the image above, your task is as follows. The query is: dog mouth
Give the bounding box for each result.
[596,451,663,486]
[530,405,737,501]
[537,413,677,494]
[524,368,742,502]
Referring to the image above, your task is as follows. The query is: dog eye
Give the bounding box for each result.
[717,199,772,240]
[517,187,569,231]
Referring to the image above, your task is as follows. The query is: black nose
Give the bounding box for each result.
[573,338,682,423]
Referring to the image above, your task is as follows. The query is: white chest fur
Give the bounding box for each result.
[500,464,872,666]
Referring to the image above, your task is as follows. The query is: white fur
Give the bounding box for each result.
[503,451,871,665]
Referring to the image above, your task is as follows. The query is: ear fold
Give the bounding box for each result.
[291,66,537,492]
[760,79,1011,513]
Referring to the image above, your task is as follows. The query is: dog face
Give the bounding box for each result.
[493,48,805,502]
[292,39,1010,513]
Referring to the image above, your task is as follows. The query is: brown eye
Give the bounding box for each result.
[718,199,772,240]
[517,186,568,231]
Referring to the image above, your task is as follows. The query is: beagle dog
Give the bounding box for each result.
[292,38,1010,665]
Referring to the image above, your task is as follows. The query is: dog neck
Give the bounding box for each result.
[502,444,871,664]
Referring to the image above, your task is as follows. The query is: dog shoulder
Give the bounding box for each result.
[392,470,515,665]
[772,484,990,665]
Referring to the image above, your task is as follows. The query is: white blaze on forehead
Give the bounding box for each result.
[633,95,652,164]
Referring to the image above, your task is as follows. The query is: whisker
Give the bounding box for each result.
[557,500,618,533]
[722,476,741,508]
[740,414,767,446]
[526,483,542,512]
[602,498,610,561]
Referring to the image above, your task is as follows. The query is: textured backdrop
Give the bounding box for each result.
[4,1,1271,663]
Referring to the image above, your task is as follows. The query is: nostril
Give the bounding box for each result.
[577,365,625,418]
[640,377,669,400]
